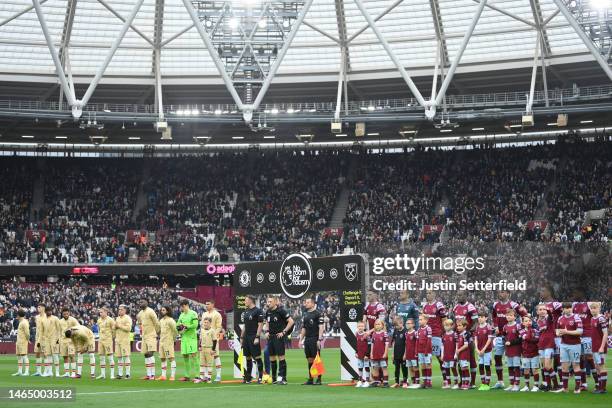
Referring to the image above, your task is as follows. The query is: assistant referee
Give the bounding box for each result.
[300,297,324,385]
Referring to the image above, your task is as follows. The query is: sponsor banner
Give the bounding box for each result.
[226,229,246,238]
[323,227,344,238]
[25,230,47,242]
[126,230,148,243]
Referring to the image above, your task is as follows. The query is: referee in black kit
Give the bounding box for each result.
[264,296,294,385]
[240,295,265,384]
[300,296,325,385]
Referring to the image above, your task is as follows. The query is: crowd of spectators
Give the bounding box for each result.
[0,141,609,265]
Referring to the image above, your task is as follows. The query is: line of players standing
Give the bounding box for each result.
[356,288,608,394]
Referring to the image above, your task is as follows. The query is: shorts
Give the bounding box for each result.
[538,348,554,359]
[115,341,131,357]
[16,342,28,355]
[78,342,95,354]
[98,340,114,355]
[458,359,470,368]
[41,340,52,356]
[478,351,491,365]
[506,356,521,367]
[521,356,540,370]
[141,338,157,354]
[442,361,455,369]
[405,359,418,368]
[34,340,43,354]
[371,359,387,368]
[159,342,175,359]
[431,337,442,357]
[180,339,198,355]
[559,343,581,364]
[580,337,592,355]
[242,335,261,358]
[51,341,60,355]
[592,352,606,366]
[494,336,505,356]
[418,353,432,365]
[200,348,214,366]
[267,336,286,357]
[357,358,370,369]
[303,337,319,359]
[60,341,75,357]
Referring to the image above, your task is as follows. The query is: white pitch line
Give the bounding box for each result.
[78,384,299,396]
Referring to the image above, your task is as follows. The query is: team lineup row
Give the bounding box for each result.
[359,290,608,394]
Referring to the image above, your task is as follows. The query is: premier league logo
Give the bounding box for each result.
[268,272,276,283]
[344,263,357,281]
[279,253,313,299]
[348,308,358,320]
[316,269,325,280]
[256,273,264,284]
[239,270,251,287]
[330,268,338,279]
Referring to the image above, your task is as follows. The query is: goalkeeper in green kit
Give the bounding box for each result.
[177,299,199,382]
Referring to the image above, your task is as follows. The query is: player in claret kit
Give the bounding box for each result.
[369,319,389,388]
[454,319,471,390]
[422,291,446,372]
[453,291,478,387]
[589,302,608,394]
[404,318,420,389]
[363,292,386,331]
[572,290,595,391]
[441,319,458,389]
[474,310,494,391]
[389,317,408,388]
[553,302,583,394]
[491,290,527,389]
[502,309,522,392]
[539,286,562,386]
[519,315,540,392]
[536,304,558,391]
[355,321,371,388]
[416,314,433,388]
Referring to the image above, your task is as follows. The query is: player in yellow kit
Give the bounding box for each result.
[43,307,62,377]
[137,300,160,380]
[195,317,218,383]
[32,303,46,376]
[157,305,178,381]
[202,300,225,382]
[115,304,133,379]
[65,324,96,379]
[97,307,116,379]
[59,307,78,377]
[12,310,30,376]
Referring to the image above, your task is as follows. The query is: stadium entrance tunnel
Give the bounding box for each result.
[232,254,366,381]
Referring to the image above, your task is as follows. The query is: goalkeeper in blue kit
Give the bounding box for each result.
[176,300,199,381]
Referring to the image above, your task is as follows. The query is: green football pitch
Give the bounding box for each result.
[0,349,609,408]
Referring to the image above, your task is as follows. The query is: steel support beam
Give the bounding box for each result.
[429,0,449,65]
[248,0,315,116]
[32,0,77,108]
[434,0,488,108]
[334,0,351,70]
[334,48,346,121]
[303,20,340,44]
[542,9,560,27]
[529,0,552,56]
[527,33,541,114]
[79,0,146,108]
[551,0,612,81]
[0,0,48,28]
[182,0,244,111]
[160,23,194,47]
[347,0,403,44]
[153,0,165,120]
[353,0,427,108]
[97,0,154,46]
[471,0,535,27]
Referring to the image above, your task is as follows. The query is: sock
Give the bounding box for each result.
[451,366,458,384]
[364,366,370,381]
[495,355,503,382]
[125,357,131,376]
[599,371,607,391]
[485,365,491,384]
[183,356,190,378]
[515,367,521,386]
[255,358,264,380]
[89,353,96,376]
[100,355,106,377]
[109,355,115,377]
[17,356,23,374]
[524,371,530,387]
[533,371,539,385]
[394,363,400,383]
[442,366,449,384]
[161,360,167,377]
[271,360,278,381]
[383,374,388,384]
[574,370,582,391]
[508,367,514,386]
[150,356,156,377]
[53,355,60,376]
[414,369,420,384]
[200,363,205,379]
[70,361,76,376]
[246,359,253,380]
[461,368,469,387]
[43,356,50,375]
[580,360,586,387]
[562,371,569,390]
[118,357,124,376]
[214,357,222,379]
[544,368,550,387]
[402,364,408,383]
[470,367,477,386]
[479,364,485,383]
[23,356,30,375]
[308,361,314,380]
[63,362,69,375]
[170,360,176,378]
[36,357,42,374]
[279,360,287,381]
[359,367,364,382]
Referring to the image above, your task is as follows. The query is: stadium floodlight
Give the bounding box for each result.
[232,136,245,139]
[591,0,610,9]
[367,132,380,136]
[258,19,267,29]
[367,105,375,111]
[55,136,68,139]
[214,109,222,115]
[440,129,453,133]
[472,127,485,131]
[128,137,141,140]
[335,133,348,137]
[270,108,279,114]
[21,135,35,138]
[580,120,594,124]
[229,17,240,30]
[191,110,199,115]
[263,135,276,139]
[287,108,295,114]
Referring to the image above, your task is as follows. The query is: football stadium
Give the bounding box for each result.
[0,0,611,407]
